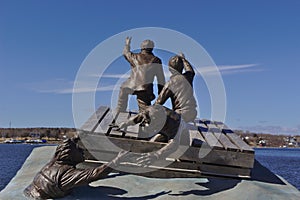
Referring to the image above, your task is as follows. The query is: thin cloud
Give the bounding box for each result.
[30,79,121,94]
[92,73,130,79]
[32,64,261,94]
[97,64,261,79]
[258,120,268,124]
[37,85,121,94]
[195,64,262,76]
[64,85,121,94]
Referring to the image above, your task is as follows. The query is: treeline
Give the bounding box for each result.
[0,128,76,139]
[234,130,300,147]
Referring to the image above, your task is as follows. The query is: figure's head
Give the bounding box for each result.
[168,56,184,74]
[54,137,84,165]
[140,39,154,51]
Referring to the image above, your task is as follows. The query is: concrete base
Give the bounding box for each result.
[0,146,299,200]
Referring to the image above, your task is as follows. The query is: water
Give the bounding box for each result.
[254,148,300,190]
[0,145,299,191]
[0,144,48,191]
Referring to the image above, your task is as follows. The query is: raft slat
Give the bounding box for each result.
[214,132,240,151]
[116,112,129,125]
[215,122,254,153]
[79,106,255,178]
[80,106,110,132]
[187,123,205,147]
[181,146,255,168]
[195,120,224,149]
[83,159,204,178]
[206,123,240,151]
[197,124,224,150]
[226,133,254,153]
[94,109,114,134]
[80,133,254,168]
[125,113,140,136]
[199,164,251,178]
[83,150,251,178]
[125,124,140,137]
[196,120,209,133]
[117,112,148,138]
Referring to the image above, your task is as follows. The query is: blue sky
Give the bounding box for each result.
[1,0,299,135]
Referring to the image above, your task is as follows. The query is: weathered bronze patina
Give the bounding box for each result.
[24,137,126,199]
[118,105,181,142]
[117,105,187,167]
[155,53,197,122]
[117,37,165,112]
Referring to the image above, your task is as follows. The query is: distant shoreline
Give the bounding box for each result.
[0,137,61,145]
[253,146,300,149]
[1,127,299,148]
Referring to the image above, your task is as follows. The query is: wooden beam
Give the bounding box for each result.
[94,109,114,134]
[179,146,255,168]
[215,122,254,153]
[197,127,224,150]
[187,123,205,147]
[80,106,110,132]
[81,134,254,168]
[206,123,240,151]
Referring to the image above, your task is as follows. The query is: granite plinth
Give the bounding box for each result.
[0,146,299,200]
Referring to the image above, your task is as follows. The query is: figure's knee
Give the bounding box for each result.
[183,114,197,123]
[179,110,197,123]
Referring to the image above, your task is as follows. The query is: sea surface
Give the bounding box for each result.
[0,144,299,191]
[254,147,300,190]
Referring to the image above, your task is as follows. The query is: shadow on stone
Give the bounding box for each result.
[167,159,287,197]
[65,185,171,200]
[168,178,241,197]
[250,159,286,185]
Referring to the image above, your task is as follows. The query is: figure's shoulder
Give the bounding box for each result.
[183,71,195,80]
[152,55,162,64]
[124,51,138,59]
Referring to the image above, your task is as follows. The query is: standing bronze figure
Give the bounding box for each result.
[117,37,165,112]
[24,137,126,199]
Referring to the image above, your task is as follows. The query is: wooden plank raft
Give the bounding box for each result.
[78,106,255,178]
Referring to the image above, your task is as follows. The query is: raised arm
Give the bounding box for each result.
[122,36,131,56]
[122,37,136,67]
[179,53,195,76]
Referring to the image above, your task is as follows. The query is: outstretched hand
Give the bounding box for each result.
[136,152,160,168]
[125,36,132,46]
[178,52,185,59]
[112,150,130,166]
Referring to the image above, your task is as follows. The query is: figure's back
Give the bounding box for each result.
[125,51,163,91]
[24,162,69,199]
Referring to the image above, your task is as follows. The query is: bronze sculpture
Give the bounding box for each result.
[23,40,199,199]
[24,137,127,199]
[155,53,197,122]
[117,105,188,167]
[117,37,165,112]
[118,105,181,142]
[116,52,197,166]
